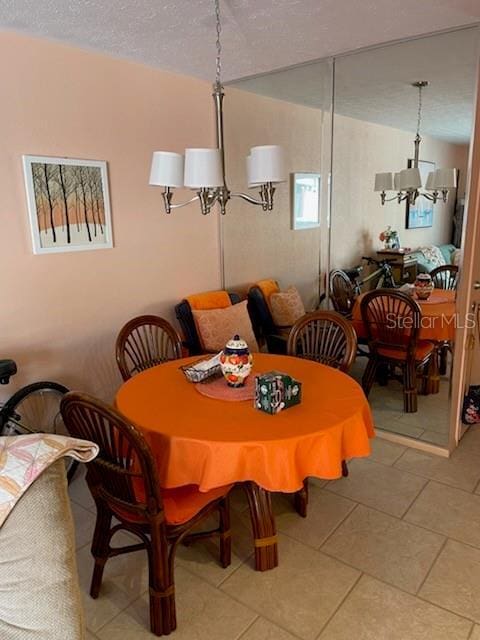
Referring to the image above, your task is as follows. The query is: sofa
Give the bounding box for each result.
[409,243,458,274]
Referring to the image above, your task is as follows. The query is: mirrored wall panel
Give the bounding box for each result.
[224,59,333,309]
[332,28,478,446]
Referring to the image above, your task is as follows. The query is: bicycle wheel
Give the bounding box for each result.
[1,381,78,482]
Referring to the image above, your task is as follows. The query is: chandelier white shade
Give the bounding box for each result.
[374,81,457,206]
[149,152,184,188]
[149,0,285,215]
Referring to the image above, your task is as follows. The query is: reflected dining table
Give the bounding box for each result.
[115,353,374,571]
[352,288,456,394]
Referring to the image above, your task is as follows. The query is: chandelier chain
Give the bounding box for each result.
[416,83,423,137]
[215,0,222,87]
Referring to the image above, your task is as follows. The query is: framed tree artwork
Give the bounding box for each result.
[23,155,113,254]
[405,159,434,229]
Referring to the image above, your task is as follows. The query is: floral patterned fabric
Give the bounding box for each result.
[417,245,446,269]
[0,434,98,527]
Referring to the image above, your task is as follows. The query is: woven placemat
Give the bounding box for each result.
[195,375,255,401]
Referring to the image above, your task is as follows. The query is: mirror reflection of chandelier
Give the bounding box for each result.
[148,0,285,216]
[374,81,457,206]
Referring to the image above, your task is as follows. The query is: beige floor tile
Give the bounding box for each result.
[96,566,256,640]
[71,500,96,549]
[460,428,480,456]
[419,430,449,447]
[321,504,445,593]
[239,617,298,640]
[326,458,427,517]
[404,481,480,548]
[318,574,471,640]
[377,420,424,439]
[273,486,356,549]
[69,464,95,511]
[176,509,253,587]
[86,632,98,640]
[395,409,449,435]
[220,534,360,640]
[368,438,407,465]
[470,625,480,639]
[394,448,480,492]
[79,532,149,633]
[420,539,480,623]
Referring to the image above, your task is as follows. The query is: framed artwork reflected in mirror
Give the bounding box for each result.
[291,172,321,230]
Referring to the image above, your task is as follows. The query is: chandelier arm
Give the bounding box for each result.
[230,192,265,206]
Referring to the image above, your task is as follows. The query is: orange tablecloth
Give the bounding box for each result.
[115,354,374,493]
[352,289,456,342]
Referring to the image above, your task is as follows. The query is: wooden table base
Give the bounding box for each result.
[424,343,441,395]
[244,482,278,571]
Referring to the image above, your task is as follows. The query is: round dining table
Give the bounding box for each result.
[352,288,456,393]
[116,353,374,571]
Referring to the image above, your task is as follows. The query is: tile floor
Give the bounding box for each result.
[69,426,480,639]
[350,356,451,447]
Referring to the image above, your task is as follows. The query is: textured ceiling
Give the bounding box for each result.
[230,28,479,144]
[0,0,479,83]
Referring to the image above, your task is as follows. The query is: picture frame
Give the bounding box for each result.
[23,155,113,254]
[291,172,321,230]
[405,159,435,229]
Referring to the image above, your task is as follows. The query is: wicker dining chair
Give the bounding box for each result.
[60,392,232,637]
[430,264,459,291]
[287,310,357,373]
[116,315,182,381]
[360,289,434,413]
[287,311,357,515]
[329,269,357,319]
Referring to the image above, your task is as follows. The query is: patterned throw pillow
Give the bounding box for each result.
[192,300,259,352]
[270,286,306,328]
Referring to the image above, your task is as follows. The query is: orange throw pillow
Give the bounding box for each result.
[192,300,259,353]
[270,286,306,328]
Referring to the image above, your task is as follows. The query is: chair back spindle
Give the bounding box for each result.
[116,315,182,381]
[430,265,459,291]
[287,311,357,373]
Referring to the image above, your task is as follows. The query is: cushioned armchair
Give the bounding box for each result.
[409,243,457,274]
[174,290,241,355]
[247,280,289,354]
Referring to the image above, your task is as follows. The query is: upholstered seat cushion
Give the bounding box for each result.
[0,460,84,640]
[377,340,434,362]
[110,483,233,526]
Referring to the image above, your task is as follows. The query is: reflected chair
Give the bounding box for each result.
[61,392,232,637]
[287,310,357,514]
[175,291,241,355]
[360,289,434,413]
[329,269,357,319]
[430,265,459,375]
[430,264,459,291]
[116,315,182,381]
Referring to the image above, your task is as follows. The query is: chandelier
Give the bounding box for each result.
[374,81,457,206]
[148,0,285,215]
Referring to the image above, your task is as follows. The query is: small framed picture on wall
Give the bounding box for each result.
[23,155,113,254]
[291,172,321,230]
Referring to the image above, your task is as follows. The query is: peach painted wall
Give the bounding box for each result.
[0,32,220,400]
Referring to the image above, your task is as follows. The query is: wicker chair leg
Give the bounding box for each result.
[294,479,309,518]
[218,496,232,568]
[341,460,349,477]
[149,520,176,636]
[362,358,378,397]
[89,504,112,599]
[439,344,448,376]
[403,361,418,413]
